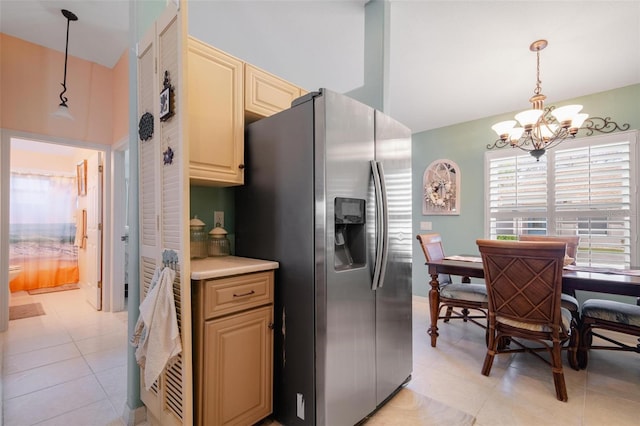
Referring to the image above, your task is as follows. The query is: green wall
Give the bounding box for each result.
[190,186,236,254]
[411,83,640,297]
[135,0,168,41]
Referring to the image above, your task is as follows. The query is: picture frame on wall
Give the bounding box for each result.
[159,86,171,120]
[159,70,174,122]
[423,159,460,215]
[76,159,87,196]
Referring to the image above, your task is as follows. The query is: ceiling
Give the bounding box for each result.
[0,0,129,70]
[1,1,638,134]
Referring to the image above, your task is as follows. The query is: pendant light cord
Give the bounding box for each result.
[58,9,77,107]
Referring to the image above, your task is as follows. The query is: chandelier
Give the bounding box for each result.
[490,40,588,161]
[53,9,78,120]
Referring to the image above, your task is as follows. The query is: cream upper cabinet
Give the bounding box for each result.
[244,64,302,123]
[188,37,244,186]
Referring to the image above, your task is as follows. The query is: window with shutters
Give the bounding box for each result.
[484,131,638,268]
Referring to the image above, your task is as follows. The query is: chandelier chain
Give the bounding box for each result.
[534,49,542,96]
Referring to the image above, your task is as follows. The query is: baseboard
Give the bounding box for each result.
[122,403,147,426]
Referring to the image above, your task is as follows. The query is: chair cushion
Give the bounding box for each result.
[582,299,640,327]
[561,293,579,313]
[440,283,488,303]
[497,307,573,333]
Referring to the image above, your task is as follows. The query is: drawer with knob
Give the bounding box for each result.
[202,271,273,319]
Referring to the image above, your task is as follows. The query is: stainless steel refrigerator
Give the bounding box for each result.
[236,89,412,426]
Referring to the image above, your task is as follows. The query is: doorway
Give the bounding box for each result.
[111,139,129,311]
[0,130,125,336]
[8,138,104,309]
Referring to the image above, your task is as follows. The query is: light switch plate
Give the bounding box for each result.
[420,221,432,230]
[214,211,224,228]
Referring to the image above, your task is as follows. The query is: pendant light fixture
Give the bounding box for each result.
[490,40,588,161]
[53,9,78,120]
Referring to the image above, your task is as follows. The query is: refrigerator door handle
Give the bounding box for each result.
[371,160,383,289]
[371,160,387,290]
[376,161,389,288]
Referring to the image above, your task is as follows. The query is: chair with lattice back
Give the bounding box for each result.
[416,233,488,329]
[476,239,579,402]
[518,235,581,320]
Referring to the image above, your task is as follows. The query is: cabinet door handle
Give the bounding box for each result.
[268,322,274,330]
[238,164,245,169]
[233,290,255,298]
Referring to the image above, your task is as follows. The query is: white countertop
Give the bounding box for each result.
[190,256,279,280]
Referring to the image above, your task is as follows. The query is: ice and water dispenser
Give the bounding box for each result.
[334,197,366,270]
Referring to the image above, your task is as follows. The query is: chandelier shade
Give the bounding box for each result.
[490,39,588,160]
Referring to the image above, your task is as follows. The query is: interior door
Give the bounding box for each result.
[85,151,103,310]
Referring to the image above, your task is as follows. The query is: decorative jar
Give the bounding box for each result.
[190,216,208,259]
[208,226,230,257]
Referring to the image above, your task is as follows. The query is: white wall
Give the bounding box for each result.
[10,141,95,176]
[188,1,366,94]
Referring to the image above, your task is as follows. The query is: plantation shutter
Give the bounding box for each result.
[554,141,632,267]
[485,132,637,268]
[137,8,191,425]
[487,153,548,238]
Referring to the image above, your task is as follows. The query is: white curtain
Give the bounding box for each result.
[9,172,79,291]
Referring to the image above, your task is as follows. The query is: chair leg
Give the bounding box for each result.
[551,339,568,402]
[482,328,497,376]
[443,306,453,323]
[461,308,470,322]
[496,336,510,350]
[578,322,592,370]
[567,322,580,371]
[481,351,495,377]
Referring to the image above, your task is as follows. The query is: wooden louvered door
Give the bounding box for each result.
[137,6,192,425]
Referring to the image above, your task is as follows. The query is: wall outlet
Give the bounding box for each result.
[214,211,224,228]
[420,221,432,230]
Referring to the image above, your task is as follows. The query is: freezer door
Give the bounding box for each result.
[237,99,317,426]
[316,90,377,426]
[374,110,413,405]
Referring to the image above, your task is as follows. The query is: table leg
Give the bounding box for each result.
[428,273,440,347]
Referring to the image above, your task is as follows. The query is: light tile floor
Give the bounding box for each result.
[2,291,639,425]
[2,289,128,426]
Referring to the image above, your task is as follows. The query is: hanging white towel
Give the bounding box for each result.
[130,268,161,355]
[131,266,182,390]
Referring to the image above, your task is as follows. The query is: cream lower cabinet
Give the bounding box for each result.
[193,271,274,426]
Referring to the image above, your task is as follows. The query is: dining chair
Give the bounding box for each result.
[518,235,581,321]
[578,299,640,369]
[518,235,580,264]
[476,239,579,402]
[416,233,488,328]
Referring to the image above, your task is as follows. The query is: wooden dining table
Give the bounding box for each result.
[424,257,640,347]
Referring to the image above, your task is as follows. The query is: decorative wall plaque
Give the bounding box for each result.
[159,71,175,122]
[138,112,154,141]
[163,146,174,165]
[423,159,460,215]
